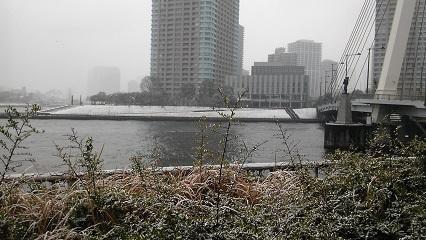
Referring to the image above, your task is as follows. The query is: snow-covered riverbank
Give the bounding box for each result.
[39,105,318,122]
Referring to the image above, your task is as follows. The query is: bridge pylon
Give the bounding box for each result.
[372,0,417,123]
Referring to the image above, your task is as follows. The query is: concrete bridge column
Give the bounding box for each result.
[373,0,416,123]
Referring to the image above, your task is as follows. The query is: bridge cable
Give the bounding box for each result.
[332,0,378,99]
[349,0,392,98]
[334,0,390,100]
[329,0,374,97]
[337,3,376,93]
[327,0,373,98]
[331,0,376,98]
[329,0,375,96]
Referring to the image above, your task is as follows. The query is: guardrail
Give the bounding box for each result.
[317,103,339,112]
[318,93,425,112]
[372,94,425,101]
[351,93,425,101]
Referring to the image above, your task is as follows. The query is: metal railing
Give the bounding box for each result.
[351,93,425,101]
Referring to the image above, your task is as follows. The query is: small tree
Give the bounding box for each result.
[89,92,107,105]
[0,105,41,185]
[214,88,245,226]
[55,128,104,201]
[196,80,217,106]
[179,83,196,106]
[140,76,152,92]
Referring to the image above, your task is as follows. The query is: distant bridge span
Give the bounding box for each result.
[318,95,426,122]
[319,0,426,124]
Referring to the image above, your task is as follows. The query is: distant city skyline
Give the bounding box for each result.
[87,66,120,96]
[0,0,364,95]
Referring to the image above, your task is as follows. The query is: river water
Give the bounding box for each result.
[6,120,324,174]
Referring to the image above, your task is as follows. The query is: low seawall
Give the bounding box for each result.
[0,105,320,123]
[23,113,321,123]
[6,161,330,182]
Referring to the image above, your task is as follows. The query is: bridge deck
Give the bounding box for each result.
[354,99,426,108]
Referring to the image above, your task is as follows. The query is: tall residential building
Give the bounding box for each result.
[150,0,240,97]
[288,40,322,98]
[267,47,298,66]
[372,0,426,97]
[87,66,120,96]
[237,25,245,75]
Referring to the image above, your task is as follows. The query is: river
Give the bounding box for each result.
[6,119,324,174]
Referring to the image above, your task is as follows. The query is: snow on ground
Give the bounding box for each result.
[49,105,318,120]
[293,108,317,119]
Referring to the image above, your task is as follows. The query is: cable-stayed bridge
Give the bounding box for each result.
[319,0,426,125]
[319,0,426,147]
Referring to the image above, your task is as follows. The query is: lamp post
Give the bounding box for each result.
[330,63,337,99]
[341,53,361,94]
[324,71,330,97]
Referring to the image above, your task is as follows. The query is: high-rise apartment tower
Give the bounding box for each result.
[288,40,322,98]
[372,0,426,97]
[237,25,245,75]
[151,0,240,97]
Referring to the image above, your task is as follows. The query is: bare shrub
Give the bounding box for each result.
[0,104,42,186]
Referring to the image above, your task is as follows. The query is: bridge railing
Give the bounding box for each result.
[373,94,425,101]
[350,93,425,101]
[318,92,425,113]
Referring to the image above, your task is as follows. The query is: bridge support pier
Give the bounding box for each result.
[324,123,373,149]
[336,93,352,124]
[325,93,373,149]
[371,104,389,123]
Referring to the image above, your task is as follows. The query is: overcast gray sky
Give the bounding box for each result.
[0,0,364,95]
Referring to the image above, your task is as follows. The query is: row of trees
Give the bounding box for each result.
[89,80,235,107]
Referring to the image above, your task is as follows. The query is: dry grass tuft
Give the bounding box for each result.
[0,166,301,239]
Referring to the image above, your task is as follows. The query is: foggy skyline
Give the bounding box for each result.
[0,0,364,95]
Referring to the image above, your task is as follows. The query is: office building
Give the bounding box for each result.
[87,66,120,96]
[372,0,426,96]
[288,40,322,98]
[225,64,310,108]
[267,47,298,66]
[241,69,250,76]
[150,0,240,97]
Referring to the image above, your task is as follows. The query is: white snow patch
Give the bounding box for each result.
[51,105,317,120]
[293,108,317,119]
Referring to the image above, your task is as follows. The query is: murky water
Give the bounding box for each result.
[3,119,325,173]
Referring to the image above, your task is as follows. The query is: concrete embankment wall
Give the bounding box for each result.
[0,105,320,123]
[4,113,320,123]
